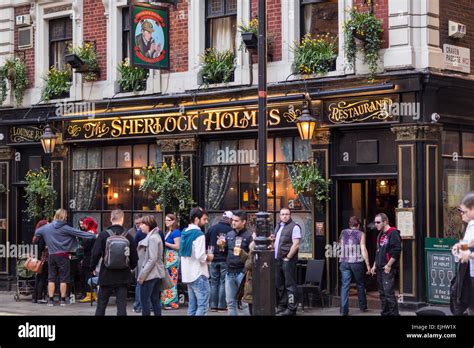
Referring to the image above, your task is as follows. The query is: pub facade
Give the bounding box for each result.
[0,0,473,310]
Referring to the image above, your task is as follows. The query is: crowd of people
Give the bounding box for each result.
[31,206,300,316]
[28,190,474,316]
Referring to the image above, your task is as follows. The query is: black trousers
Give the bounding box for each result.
[33,262,48,301]
[376,268,399,316]
[95,285,128,316]
[275,258,298,312]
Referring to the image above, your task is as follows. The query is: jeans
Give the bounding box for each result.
[377,267,399,316]
[275,258,298,312]
[95,285,128,316]
[140,278,162,316]
[225,272,245,316]
[209,261,228,309]
[339,262,367,315]
[187,275,210,316]
[134,282,142,311]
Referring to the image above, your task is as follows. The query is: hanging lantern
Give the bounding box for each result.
[296,103,317,141]
[40,124,58,154]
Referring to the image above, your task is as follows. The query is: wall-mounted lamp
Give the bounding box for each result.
[296,97,318,141]
[40,124,58,154]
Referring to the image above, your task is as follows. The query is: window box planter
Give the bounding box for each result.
[65,53,100,78]
[241,32,258,50]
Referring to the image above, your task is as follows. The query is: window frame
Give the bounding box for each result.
[205,0,237,49]
[48,17,73,69]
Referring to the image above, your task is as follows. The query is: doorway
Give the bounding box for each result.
[338,178,398,292]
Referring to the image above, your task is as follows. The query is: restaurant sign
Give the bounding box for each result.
[8,125,45,144]
[64,105,300,141]
[324,95,400,125]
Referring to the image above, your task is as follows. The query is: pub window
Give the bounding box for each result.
[203,136,313,255]
[71,144,163,230]
[49,17,73,70]
[206,0,237,52]
[442,130,474,241]
[122,6,131,60]
[300,0,339,54]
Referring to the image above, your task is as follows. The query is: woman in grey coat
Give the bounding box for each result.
[137,215,166,316]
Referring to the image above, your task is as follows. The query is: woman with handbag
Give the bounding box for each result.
[32,220,49,304]
[137,215,169,316]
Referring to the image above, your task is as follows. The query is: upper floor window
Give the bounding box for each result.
[49,17,72,70]
[122,6,131,60]
[206,0,237,52]
[300,0,339,42]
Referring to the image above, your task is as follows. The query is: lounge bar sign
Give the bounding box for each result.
[64,105,300,141]
[9,125,45,144]
[324,94,400,125]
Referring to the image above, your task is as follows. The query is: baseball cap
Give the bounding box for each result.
[223,211,233,219]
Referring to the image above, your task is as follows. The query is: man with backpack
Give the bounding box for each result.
[91,209,138,316]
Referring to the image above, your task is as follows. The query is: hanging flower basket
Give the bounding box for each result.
[66,43,100,81]
[241,32,258,50]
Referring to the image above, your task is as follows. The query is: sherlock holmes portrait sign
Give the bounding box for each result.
[130,4,170,70]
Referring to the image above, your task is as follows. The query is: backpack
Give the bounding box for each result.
[104,229,130,270]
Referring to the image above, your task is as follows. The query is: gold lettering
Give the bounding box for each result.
[164,117,177,132]
[134,119,144,134]
[177,116,188,131]
[203,111,220,131]
[111,120,122,137]
[221,112,233,129]
[269,109,281,125]
[144,118,154,134]
[190,114,199,131]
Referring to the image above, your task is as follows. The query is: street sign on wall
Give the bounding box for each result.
[444,44,471,74]
[425,237,457,304]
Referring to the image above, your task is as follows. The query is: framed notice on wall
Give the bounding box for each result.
[446,171,471,207]
[130,3,170,70]
[396,208,415,239]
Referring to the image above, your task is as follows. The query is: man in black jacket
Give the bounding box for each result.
[221,210,253,316]
[370,213,402,316]
[91,209,138,316]
[206,211,233,312]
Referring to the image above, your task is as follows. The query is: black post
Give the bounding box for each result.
[252,0,276,316]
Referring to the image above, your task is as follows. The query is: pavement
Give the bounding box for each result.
[0,291,415,316]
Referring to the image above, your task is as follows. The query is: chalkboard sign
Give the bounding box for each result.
[425,238,457,304]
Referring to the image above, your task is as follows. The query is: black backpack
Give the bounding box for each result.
[104,229,130,270]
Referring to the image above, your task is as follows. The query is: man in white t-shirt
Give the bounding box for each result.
[454,192,474,315]
[179,207,213,316]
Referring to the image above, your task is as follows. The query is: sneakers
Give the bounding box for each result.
[37,299,48,304]
[217,308,227,313]
[210,308,218,312]
[133,307,142,313]
[60,299,67,306]
[79,292,93,303]
[47,299,54,307]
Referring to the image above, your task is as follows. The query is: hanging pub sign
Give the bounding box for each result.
[323,94,400,125]
[130,3,170,70]
[8,125,45,144]
[64,104,301,141]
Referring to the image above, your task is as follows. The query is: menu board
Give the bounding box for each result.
[425,238,457,304]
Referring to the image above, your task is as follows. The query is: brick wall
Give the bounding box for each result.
[169,0,188,72]
[439,0,474,74]
[83,0,107,81]
[14,6,35,88]
[251,0,282,62]
[355,0,389,49]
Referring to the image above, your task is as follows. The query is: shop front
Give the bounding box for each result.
[1,72,472,306]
